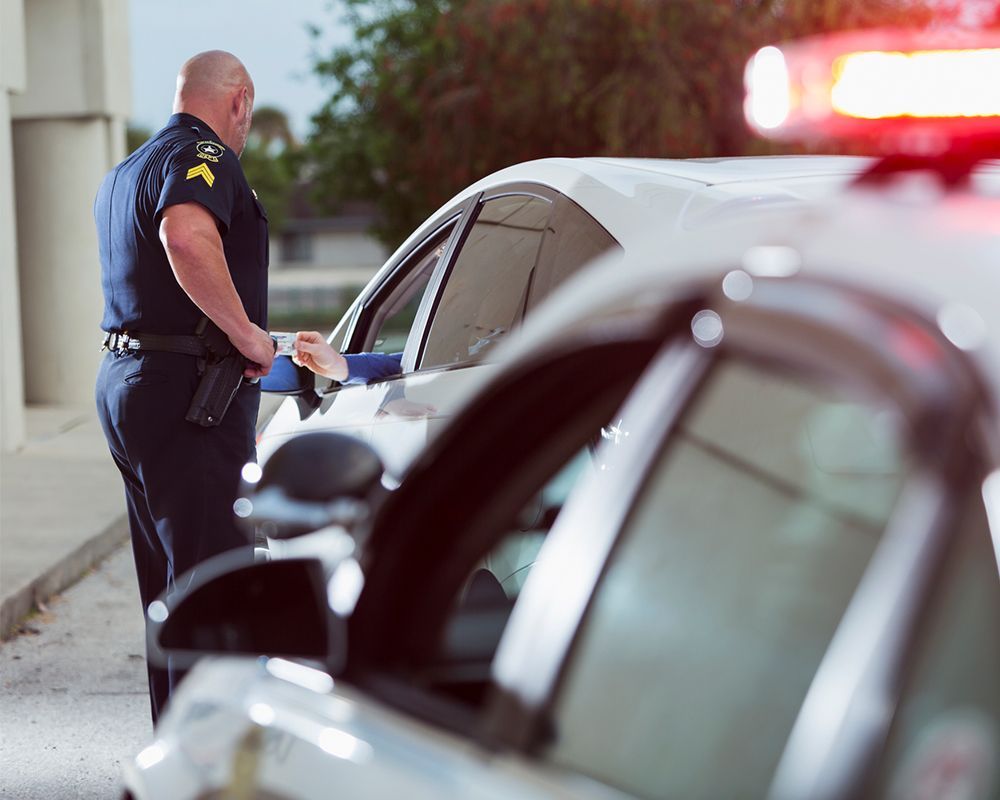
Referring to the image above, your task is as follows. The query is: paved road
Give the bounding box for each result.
[0,545,150,799]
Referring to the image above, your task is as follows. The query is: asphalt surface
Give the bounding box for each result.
[0,544,150,799]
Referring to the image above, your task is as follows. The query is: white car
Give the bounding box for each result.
[125,29,1000,800]
[256,154,865,479]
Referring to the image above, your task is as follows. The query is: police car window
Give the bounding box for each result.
[362,229,453,355]
[385,335,665,712]
[545,358,911,799]
[420,195,552,369]
[413,449,595,710]
[477,449,594,600]
[866,487,1000,798]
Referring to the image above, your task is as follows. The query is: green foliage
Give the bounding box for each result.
[309,0,941,248]
[240,105,302,234]
[126,125,152,155]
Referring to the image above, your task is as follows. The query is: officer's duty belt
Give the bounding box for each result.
[102,331,207,357]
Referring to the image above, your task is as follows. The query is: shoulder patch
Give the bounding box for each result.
[186,163,215,187]
[195,140,225,162]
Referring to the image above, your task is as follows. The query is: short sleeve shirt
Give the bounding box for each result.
[95,113,268,335]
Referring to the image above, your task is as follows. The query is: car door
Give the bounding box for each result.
[366,183,621,480]
[262,181,621,477]
[345,276,994,798]
[486,282,996,799]
[257,204,469,464]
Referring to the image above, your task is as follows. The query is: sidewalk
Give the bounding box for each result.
[0,407,128,639]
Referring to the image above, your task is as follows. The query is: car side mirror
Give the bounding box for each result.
[237,432,385,539]
[259,355,316,396]
[147,551,340,670]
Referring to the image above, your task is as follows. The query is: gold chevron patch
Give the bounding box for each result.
[186,163,215,187]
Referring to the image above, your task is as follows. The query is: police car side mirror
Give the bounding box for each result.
[259,355,315,396]
[146,553,340,670]
[237,432,385,539]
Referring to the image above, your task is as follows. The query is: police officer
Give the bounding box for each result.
[94,50,274,724]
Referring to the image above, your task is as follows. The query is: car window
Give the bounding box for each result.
[352,330,668,720]
[358,226,455,357]
[476,449,595,600]
[544,357,911,799]
[370,270,431,354]
[527,197,620,311]
[866,489,1000,799]
[420,194,552,369]
[416,449,598,709]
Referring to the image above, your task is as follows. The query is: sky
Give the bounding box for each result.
[128,0,351,139]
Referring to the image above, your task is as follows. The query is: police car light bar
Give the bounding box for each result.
[745,29,1000,146]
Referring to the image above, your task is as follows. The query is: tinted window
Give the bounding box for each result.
[421,195,551,369]
[425,450,597,708]
[527,197,619,310]
[480,449,594,599]
[545,358,910,798]
[370,270,431,354]
[867,491,1000,798]
[364,233,450,355]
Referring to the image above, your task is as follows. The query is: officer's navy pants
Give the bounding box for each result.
[95,350,259,724]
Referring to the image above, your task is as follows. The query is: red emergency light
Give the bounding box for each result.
[745,29,1000,149]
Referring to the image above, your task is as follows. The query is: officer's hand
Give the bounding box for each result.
[233,325,275,378]
[293,331,349,381]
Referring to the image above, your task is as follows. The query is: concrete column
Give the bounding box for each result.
[0,0,27,452]
[10,0,130,406]
[13,119,113,403]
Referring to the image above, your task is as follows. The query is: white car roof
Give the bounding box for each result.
[465,155,871,239]
[505,173,1000,431]
[382,156,872,273]
[467,155,871,191]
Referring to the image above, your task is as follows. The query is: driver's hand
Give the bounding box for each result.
[293,331,349,381]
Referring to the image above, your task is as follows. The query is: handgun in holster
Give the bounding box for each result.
[185,317,247,427]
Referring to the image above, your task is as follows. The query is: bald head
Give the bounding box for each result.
[173,50,254,156]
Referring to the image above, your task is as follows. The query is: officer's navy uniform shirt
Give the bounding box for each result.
[95,112,268,335]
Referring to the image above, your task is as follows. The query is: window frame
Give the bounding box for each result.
[356,222,458,357]
[859,473,1000,797]
[333,181,619,382]
[342,295,696,737]
[410,184,557,374]
[341,268,986,794]
[483,278,987,796]
[339,204,473,366]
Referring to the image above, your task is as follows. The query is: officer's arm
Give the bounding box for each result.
[159,202,274,375]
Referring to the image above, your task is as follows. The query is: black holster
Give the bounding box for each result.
[185,318,246,427]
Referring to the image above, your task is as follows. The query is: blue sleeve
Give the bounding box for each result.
[342,352,403,385]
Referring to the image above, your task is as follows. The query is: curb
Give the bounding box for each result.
[0,515,130,640]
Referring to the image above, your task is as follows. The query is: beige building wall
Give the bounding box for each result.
[313,231,388,272]
[0,0,129,450]
[10,0,130,408]
[13,118,123,402]
[269,230,388,273]
[0,0,28,452]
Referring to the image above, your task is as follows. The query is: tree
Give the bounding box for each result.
[309,0,942,248]
[126,125,152,155]
[240,105,301,234]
